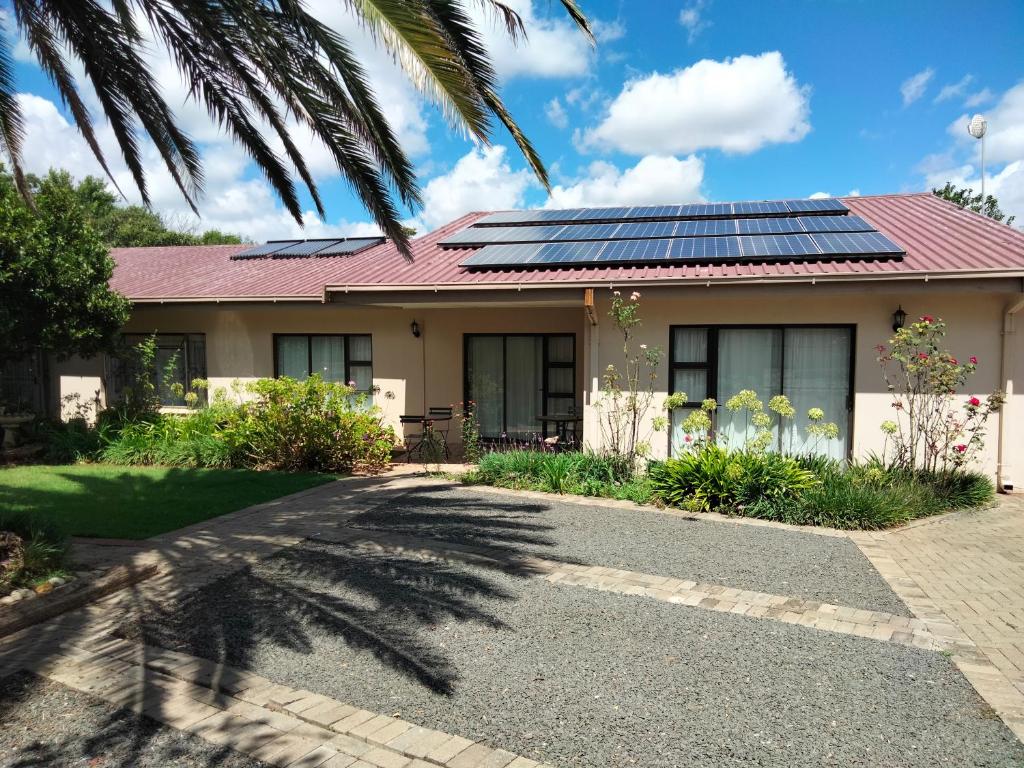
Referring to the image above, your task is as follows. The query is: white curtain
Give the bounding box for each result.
[311,336,345,382]
[782,328,850,460]
[505,336,541,438]
[672,327,707,363]
[717,329,782,450]
[467,337,504,437]
[348,335,372,362]
[277,337,308,379]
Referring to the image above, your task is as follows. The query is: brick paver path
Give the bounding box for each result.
[851,494,1024,740]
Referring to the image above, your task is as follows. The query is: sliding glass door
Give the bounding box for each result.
[465,334,576,439]
[669,325,853,460]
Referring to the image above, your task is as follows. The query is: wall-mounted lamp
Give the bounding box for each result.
[892,305,907,332]
[410,319,421,338]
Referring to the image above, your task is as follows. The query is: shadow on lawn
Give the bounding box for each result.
[0,476,566,766]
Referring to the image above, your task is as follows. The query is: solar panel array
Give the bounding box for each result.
[461,232,904,269]
[474,197,847,227]
[232,237,385,260]
[448,196,905,270]
[440,215,874,247]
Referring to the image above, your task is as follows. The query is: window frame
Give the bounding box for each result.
[113,332,208,408]
[462,332,577,439]
[272,333,373,391]
[668,323,856,457]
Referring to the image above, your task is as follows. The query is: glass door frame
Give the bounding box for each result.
[463,333,577,439]
[667,323,857,458]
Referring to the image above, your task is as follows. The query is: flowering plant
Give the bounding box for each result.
[877,315,1003,471]
[594,290,664,462]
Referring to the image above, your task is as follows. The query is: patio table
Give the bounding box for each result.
[536,414,583,445]
[400,414,452,461]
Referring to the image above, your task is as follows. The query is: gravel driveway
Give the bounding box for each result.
[0,671,266,768]
[343,484,909,615]
[130,535,1024,768]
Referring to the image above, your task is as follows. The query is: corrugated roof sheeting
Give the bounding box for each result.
[109,193,1024,301]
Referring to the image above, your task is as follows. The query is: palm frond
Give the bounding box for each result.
[0,34,29,200]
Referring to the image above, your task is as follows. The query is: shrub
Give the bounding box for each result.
[0,513,68,592]
[649,445,816,513]
[40,418,104,463]
[99,409,233,468]
[224,376,394,473]
[467,449,652,500]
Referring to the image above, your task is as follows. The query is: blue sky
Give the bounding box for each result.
[7,0,1024,239]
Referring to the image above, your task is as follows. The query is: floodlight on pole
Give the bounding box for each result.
[968,114,988,199]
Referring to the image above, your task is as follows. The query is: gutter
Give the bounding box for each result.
[130,295,324,304]
[997,283,1024,492]
[324,269,1024,295]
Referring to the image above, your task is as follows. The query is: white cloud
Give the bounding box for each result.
[414,146,535,230]
[946,82,1024,165]
[935,74,973,103]
[545,98,569,129]
[566,86,604,112]
[583,52,811,156]
[901,67,934,106]
[808,191,831,199]
[847,188,861,197]
[591,18,626,43]
[965,88,995,108]
[471,0,593,80]
[544,155,704,208]
[921,160,1023,228]
[679,1,710,43]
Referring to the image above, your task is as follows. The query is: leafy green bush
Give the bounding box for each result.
[467,449,653,501]
[40,418,104,463]
[649,445,816,513]
[224,376,394,473]
[98,409,233,468]
[0,513,68,591]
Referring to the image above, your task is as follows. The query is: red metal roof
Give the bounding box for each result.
[109,193,1024,301]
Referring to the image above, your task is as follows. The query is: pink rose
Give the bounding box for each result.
[954,444,967,453]
[684,434,693,443]
[949,357,958,365]
[969,397,981,407]
[970,356,978,364]
[917,352,928,360]
[921,315,934,323]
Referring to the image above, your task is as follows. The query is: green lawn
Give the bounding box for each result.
[0,464,336,539]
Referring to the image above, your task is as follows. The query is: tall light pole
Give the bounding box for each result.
[968,114,988,199]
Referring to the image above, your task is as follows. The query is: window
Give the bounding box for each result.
[111,334,207,407]
[669,325,853,459]
[464,334,576,439]
[273,334,373,394]
[0,350,45,413]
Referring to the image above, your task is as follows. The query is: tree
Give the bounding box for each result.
[6,169,242,247]
[932,182,1016,226]
[0,170,130,365]
[1,1,592,256]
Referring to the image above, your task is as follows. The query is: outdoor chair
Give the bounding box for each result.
[399,415,424,463]
[427,406,453,460]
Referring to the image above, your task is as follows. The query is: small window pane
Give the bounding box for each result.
[671,369,707,403]
[349,364,372,392]
[277,337,309,379]
[546,396,576,416]
[155,345,186,406]
[348,335,372,362]
[672,328,707,363]
[311,336,345,382]
[547,336,574,363]
[548,366,574,394]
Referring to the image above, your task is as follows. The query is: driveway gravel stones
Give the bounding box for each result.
[130,539,1024,768]
[342,485,910,616]
[0,670,267,767]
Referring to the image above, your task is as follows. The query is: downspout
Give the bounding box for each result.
[997,287,1024,492]
[584,289,599,452]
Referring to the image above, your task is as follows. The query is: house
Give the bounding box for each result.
[25,192,1024,488]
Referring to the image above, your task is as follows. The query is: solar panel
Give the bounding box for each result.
[733,200,790,216]
[315,237,386,256]
[798,214,873,233]
[232,241,296,259]
[737,234,819,258]
[736,218,805,235]
[785,198,849,214]
[271,239,338,257]
[810,231,904,255]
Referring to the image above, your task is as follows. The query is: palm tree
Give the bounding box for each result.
[1,0,592,255]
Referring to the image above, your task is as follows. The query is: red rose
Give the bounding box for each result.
[684,434,693,443]
[921,315,934,323]
[969,397,981,407]
[918,352,928,360]
[954,444,967,453]
[970,356,978,364]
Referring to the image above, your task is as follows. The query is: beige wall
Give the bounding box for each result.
[585,281,1021,482]
[50,279,1022,485]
